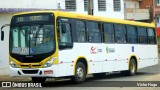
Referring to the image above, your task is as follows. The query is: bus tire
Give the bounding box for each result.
[71,62,86,83]
[121,58,137,76]
[31,77,46,83]
[129,59,137,76]
[93,73,106,78]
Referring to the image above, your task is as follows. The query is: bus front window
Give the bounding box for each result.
[10,24,55,55]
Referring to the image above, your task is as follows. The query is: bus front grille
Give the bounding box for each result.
[20,65,41,68]
[22,70,38,74]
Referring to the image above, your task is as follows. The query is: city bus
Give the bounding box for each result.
[1,11,158,83]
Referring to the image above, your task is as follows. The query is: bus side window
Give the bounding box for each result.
[60,23,72,43]
[127,25,138,44]
[103,23,114,43]
[115,24,126,43]
[147,28,156,44]
[87,22,102,43]
[57,20,73,49]
[138,27,147,44]
[76,20,86,42]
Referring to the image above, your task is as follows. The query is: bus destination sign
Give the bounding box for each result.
[15,15,49,23]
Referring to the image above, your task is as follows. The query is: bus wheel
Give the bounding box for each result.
[93,73,106,78]
[121,59,137,76]
[31,77,46,83]
[129,59,137,76]
[71,62,86,83]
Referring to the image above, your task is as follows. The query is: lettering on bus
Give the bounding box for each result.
[17,17,24,22]
[15,15,50,23]
[30,16,43,21]
[106,46,115,53]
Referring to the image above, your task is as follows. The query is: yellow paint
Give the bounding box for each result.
[14,11,155,28]
[73,56,89,75]
[9,50,58,68]
[56,11,155,28]
[53,12,59,65]
[128,55,138,70]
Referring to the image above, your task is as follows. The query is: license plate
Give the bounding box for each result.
[44,70,53,74]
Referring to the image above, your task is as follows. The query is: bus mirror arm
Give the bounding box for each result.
[1,24,10,41]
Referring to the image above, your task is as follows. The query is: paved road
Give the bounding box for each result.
[1,65,160,90]
[1,56,160,90]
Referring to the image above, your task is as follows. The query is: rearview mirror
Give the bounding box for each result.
[1,24,10,41]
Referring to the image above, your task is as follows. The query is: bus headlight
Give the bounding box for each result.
[43,57,56,68]
[10,60,18,68]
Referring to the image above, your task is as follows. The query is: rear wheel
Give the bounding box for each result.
[31,77,46,83]
[129,59,137,75]
[71,62,86,83]
[121,58,137,76]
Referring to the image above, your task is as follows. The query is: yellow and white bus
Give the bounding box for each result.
[1,11,158,83]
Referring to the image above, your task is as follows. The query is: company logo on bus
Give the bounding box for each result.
[106,47,115,53]
[90,46,97,54]
[90,46,102,54]
[29,64,32,68]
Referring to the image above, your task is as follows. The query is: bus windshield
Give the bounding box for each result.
[10,24,55,55]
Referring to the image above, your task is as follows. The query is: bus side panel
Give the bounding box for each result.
[58,50,75,77]
[135,45,158,69]
[58,43,105,76]
[101,44,115,72]
[111,44,158,71]
[57,43,158,77]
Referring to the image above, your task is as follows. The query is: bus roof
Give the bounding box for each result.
[14,11,155,28]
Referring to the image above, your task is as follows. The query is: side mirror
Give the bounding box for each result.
[1,24,10,41]
[1,31,4,41]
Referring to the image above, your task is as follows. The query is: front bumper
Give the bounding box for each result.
[9,65,59,77]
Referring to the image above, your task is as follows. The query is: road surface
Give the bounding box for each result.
[1,55,160,90]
